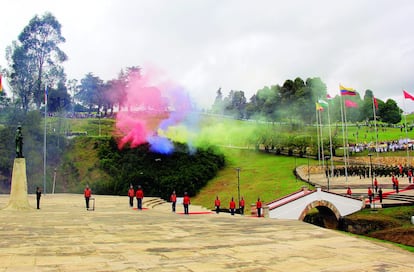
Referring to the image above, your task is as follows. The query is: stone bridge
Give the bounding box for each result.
[265,187,364,228]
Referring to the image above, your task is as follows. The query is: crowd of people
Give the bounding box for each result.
[328,164,413,180]
[348,139,414,154]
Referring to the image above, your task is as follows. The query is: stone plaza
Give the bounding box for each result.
[1,192,413,271]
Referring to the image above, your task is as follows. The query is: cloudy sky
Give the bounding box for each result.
[2,0,414,110]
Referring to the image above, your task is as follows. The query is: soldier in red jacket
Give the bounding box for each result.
[368,187,373,205]
[135,185,144,210]
[183,192,190,215]
[170,190,177,212]
[239,197,245,215]
[128,185,135,207]
[84,185,92,210]
[395,178,399,193]
[256,197,262,217]
[214,196,221,214]
[229,197,236,215]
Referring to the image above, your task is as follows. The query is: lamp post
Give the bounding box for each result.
[52,168,57,194]
[294,156,297,182]
[98,112,101,136]
[325,156,330,191]
[368,153,374,207]
[235,167,241,210]
[155,158,162,196]
[307,148,310,182]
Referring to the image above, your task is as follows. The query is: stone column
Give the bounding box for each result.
[3,158,32,210]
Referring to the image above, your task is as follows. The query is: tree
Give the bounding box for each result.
[47,81,71,112]
[379,99,401,124]
[6,42,36,112]
[77,73,104,114]
[255,85,281,121]
[67,79,78,114]
[361,89,374,121]
[6,12,67,111]
[223,90,246,119]
[211,87,224,114]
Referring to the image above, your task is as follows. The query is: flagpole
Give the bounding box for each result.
[403,92,410,166]
[340,93,348,182]
[319,109,325,170]
[43,86,47,194]
[316,106,321,165]
[372,96,379,158]
[318,98,334,183]
[327,102,334,183]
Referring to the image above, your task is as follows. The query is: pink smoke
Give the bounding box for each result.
[113,68,194,153]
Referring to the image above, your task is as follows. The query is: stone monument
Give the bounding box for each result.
[3,125,32,210]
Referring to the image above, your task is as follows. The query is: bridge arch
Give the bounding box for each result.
[266,187,363,225]
[299,200,341,229]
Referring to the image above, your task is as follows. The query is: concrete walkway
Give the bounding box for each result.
[1,193,413,271]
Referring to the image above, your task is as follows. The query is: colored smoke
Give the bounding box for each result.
[114,69,196,154]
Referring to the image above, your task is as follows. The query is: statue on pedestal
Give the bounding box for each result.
[3,124,31,210]
[15,125,23,158]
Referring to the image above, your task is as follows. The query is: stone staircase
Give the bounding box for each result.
[143,197,168,209]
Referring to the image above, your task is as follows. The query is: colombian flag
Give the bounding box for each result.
[339,84,356,96]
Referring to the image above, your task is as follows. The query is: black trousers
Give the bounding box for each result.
[85,197,90,209]
[137,198,142,210]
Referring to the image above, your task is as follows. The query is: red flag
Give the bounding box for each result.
[403,90,414,101]
[373,97,378,110]
[345,99,358,108]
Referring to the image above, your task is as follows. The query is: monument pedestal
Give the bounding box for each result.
[4,158,32,210]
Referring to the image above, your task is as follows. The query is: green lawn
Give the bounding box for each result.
[192,147,316,213]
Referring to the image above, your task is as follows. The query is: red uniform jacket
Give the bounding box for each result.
[229,200,236,209]
[215,199,221,207]
[183,195,190,205]
[136,189,144,199]
[128,188,135,197]
[239,199,245,207]
[256,201,262,209]
[84,188,91,198]
[170,194,177,202]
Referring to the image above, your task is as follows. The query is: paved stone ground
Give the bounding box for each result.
[1,193,414,271]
